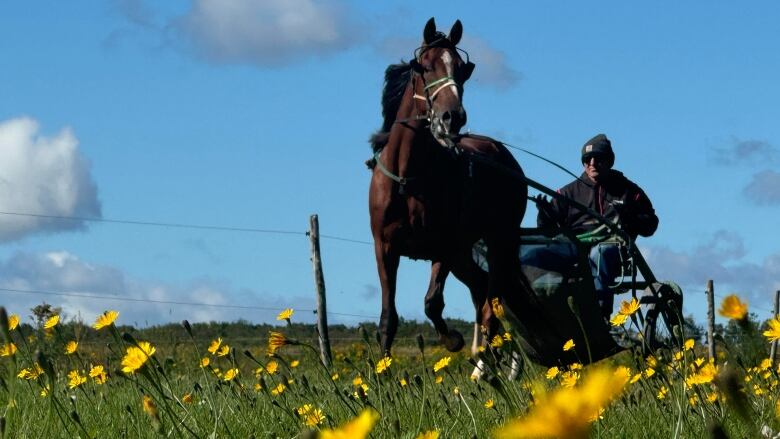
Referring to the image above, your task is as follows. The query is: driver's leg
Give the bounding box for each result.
[589,243,621,319]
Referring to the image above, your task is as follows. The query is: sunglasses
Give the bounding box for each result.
[582,154,608,164]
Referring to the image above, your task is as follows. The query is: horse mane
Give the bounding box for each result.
[370,62,413,154]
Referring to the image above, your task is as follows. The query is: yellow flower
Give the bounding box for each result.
[44,314,60,329]
[764,317,780,342]
[200,357,210,368]
[718,294,748,320]
[503,332,512,341]
[40,385,50,397]
[65,340,78,355]
[266,361,278,375]
[142,395,158,418]
[182,393,193,404]
[207,337,222,354]
[8,314,19,331]
[303,406,326,427]
[253,383,262,392]
[416,431,439,439]
[276,308,294,321]
[687,363,718,386]
[673,351,684,362]
[491,298,505,319]
[89,365,108,384]
[433,356,451,372]
[644,367,656,378]
[352,376,363,387]
[271,383,286,396]
[0,342,17,357]
[618,297,640,316]
[546,366,560,380]
[484,399,495,409]
[217,344,230,357]
[67,370,87,389]
[694,358,705,367]
[494,366,629,439]
[610,313,628,327]
[223,368,239,381]
[760,358,772,371]
[563,339,576,351]
[614,366,632,383]
[332,373,339,381]
[560,371,580,388]
[630,373,642,384]
[93,310,119,330]
[376,356,392,374]
[657,385,668,400]
[268,331,288,354]
[490,335,504,348]
[290,360,300,368]
[435,375,443,384]
[683,339,695,351]
[399,378,408,387]
[319,409,379,439]
[121,341,156,374]
[17,364,44,380]
[646,355,657,368]
[570,363,583,371]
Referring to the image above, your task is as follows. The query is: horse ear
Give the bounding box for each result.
[449,20,463,45]
[423,17,437,44]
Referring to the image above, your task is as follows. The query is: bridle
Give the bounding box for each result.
[377,40,475,193]
[395,41,474,131]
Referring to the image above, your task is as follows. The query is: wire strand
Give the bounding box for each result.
[0,287,376,319]
[0,211,371,245]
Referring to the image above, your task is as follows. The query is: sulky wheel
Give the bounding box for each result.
[640,281,684,354]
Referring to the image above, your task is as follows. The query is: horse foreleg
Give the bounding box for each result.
[424,261,465,352]
[376,242,400,356]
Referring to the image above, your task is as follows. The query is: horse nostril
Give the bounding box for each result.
[442,111,452,122]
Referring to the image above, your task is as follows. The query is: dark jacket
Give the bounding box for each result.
[537,170,658,239]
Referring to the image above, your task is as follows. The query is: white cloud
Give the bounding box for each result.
[171,0,356,66]
[375,35,522,91]
[0,117,101,243]
[460,36,522,90]
[0,250,316,327]
[642,230,780,307]
[708,137,778,166]
[743,170,780,206]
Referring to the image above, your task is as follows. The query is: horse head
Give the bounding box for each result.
[410,18,475,147]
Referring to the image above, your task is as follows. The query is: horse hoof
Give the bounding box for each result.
[442,330,465,352]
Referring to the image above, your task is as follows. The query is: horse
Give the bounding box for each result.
[368,18,558,357]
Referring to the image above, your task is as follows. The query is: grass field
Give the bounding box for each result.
[1,295,779,438]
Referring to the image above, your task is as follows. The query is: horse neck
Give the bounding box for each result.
[382,82,431,179]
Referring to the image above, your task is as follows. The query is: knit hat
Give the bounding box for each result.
[581,134,614,166]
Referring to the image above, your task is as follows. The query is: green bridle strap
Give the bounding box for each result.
[423,76,455,91]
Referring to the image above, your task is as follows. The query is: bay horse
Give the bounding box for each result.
[368,18,558,356]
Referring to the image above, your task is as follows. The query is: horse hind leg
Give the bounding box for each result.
[424,261,465,352]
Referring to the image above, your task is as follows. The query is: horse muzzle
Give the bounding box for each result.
[431,107,467,147]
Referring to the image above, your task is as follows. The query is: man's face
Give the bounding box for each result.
[583,154,611,183]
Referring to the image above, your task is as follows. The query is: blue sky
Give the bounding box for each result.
[1,1,779,330]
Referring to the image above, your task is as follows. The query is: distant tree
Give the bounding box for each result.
[30,302,62,326]
[682,314,705,343]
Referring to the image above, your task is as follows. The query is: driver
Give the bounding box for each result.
[537,133,659,319]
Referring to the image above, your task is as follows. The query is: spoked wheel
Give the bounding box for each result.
[640,281,684,354]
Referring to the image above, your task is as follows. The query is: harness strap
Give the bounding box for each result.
[373,150,416,194]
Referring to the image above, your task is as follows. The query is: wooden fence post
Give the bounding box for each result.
[771,290,780,365]
[706,280,716,362]
[309,214,332,368]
